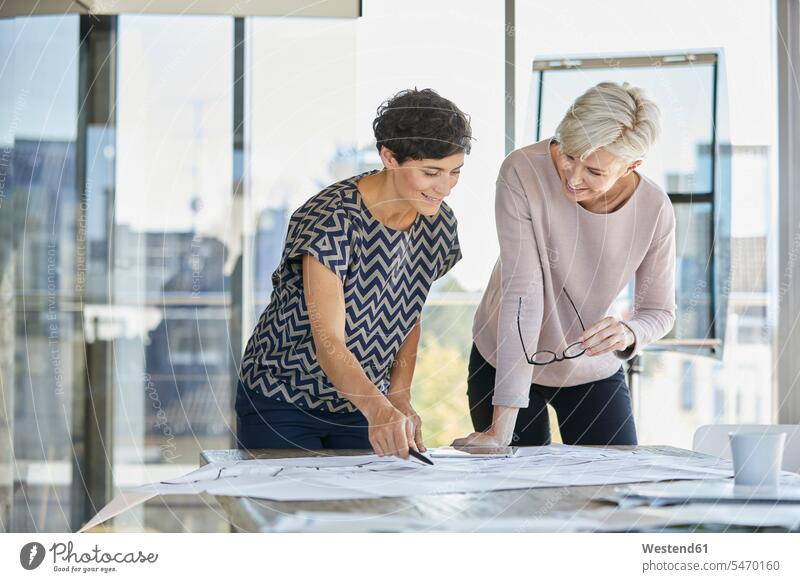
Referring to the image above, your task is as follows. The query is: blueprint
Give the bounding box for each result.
[79,444,753,531]
[139,444,750,501]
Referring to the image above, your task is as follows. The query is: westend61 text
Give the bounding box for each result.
[642,543,708,554]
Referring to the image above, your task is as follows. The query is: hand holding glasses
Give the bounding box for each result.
[517,288,586,366]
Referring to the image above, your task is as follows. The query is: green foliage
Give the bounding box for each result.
[411,277,562,446]
[421,276,477,351]
[410,335,474,447]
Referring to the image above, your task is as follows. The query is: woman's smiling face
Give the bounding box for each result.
[551,142,637,204]
[385,150,465,216]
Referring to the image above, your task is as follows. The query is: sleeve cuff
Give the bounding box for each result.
[614,320,640,361]
[491,393,529,408]
[436,245,462,280]
[297,248,348,281]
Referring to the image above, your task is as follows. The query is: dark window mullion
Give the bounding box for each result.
[668,193,714,204]
[709,59,721,355]
[228,17,246,448]
[73,14,117,533]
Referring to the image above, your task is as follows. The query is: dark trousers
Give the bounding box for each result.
[235,380,371,450]
[467,344,637,446]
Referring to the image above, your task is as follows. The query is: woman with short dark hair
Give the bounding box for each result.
[237,88,472,459]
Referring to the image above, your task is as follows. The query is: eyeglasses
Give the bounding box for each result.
[517,288,586,366]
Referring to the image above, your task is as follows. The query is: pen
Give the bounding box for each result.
[407,448,434,465]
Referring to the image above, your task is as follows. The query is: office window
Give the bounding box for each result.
[1,15,81,532]
[246,1,506,446]
[112,15,234,532]
[0,3,781,534]
[517,0,775,448]
[245,16,358,323]
[357,0,506,445]
[0,17,10,530]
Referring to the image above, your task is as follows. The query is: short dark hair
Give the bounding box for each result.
[372,88,473,164]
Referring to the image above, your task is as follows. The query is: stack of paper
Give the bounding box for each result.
[80,444,756,532]
[608,478,800,508]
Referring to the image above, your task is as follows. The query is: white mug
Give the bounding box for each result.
[728,431,786,486]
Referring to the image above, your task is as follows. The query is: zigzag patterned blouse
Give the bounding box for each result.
[238,170,462,414]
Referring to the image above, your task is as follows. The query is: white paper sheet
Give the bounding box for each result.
[82,445,744,530]
[614,478,800,504]
[267,510,603,533]
[427,446,514,459]
[200,449,740,502]
[639,503,800,530]
[77,490,159,533]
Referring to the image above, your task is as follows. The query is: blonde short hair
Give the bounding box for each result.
[554,81,661,165]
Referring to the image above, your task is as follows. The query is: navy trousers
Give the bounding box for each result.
[467,344,638,446]
[235,380,371,450]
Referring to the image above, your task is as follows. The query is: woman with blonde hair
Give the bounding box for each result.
[454,81,675,448]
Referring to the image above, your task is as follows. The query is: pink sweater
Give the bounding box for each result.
[472,138,676,408]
